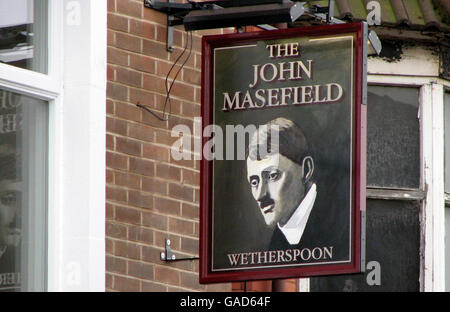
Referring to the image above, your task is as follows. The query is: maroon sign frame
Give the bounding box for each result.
[200,22,367,284]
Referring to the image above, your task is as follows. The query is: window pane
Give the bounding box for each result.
[0,0,48,74]
[367,86,420,189]
[310,200,420,292]
[0,88,47,291]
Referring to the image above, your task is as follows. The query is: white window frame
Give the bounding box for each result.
[0,0,106,291]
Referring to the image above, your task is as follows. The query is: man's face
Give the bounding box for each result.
[247,153,306,228]
[0,182,20,248]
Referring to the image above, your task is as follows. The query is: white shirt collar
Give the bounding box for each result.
[277,183,317,245]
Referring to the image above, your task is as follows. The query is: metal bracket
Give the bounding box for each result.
[144,0,196,52]
[160,238,199,262]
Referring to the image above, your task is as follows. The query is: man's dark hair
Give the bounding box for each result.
[247,117,309,165]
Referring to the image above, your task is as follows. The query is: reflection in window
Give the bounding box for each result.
[0,88,47,291]
[0,0,48,74]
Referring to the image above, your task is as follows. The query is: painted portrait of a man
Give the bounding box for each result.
[246,117,316,248]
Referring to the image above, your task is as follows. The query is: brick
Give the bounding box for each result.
[156,59,176,77]
[106,151,128,170]
[192,35,202,52]
[129,157,154,176]
[128,190,153,209]
[142,245,165,263]
[167,115,194,134]
[154,26,182,49]
[107,29,115,46]
[141,211,167,231]
[116,137,142,157]
[115,32,141,53]
[143,6,167,25]
[106,203,114,220]
[154,197,181,215]
[168,217,194,236]
[156,163,181,181]
[107,64,115,81]
[108,47,129,66]
[115,171,140,189]
[181,203,198,220]
[180,272,205,291]
[128,123,154,142]
[107,82,128,101]
[116,0,142,18]
[106,221,127,240]
[154,267,180,286]
[129,19,155,39]
[106,186,127,203]
[142,39,168,60]
[141,109,169,129]
[130,90,156,116]
[107,0,115,12]
[182,67,201,85]
[108,13,129,32]
[194,189,200,204]
[180,236,198,255]
[106,116,127,136]
[106,237,114,254]
[116,102,141,123]
[182,169,199,186]
[143,74,166,94]
[142,281,167,292]
[169,183,194,202]
[106,273,113,290]
[106,255,127,275]
[128,261,154,280]
[106,168,114,184]
[113,275,140,292]
[142,143,169,162]
[115,240,140,260]
[155,94,182,115]
[115,205,141,225]
[169,46,195,68]
[116,67,142,88]
[181,102,200,118]
[106,134,115,150]
[167,82,195,102]
[141,177,167,195]
[128,226,153,243]
[106,99,115,115]
[130,54,156,74]
[205,283,232,292]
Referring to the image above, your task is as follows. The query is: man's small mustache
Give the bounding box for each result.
[258,198,275,209]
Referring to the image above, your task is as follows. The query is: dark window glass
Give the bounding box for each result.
[366,86,420,189]
[0,0,48,74]
[310,200,420,292]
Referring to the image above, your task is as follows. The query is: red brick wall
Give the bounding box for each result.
[105,0,232,292]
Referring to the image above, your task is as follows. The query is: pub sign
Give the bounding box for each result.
[200,22,367,283]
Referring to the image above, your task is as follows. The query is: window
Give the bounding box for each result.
[310,85,422,292]
[0,0,106,291]
[0,0,48,74]
[0,88,48,291]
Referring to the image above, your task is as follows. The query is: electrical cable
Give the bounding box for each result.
[137,30,193,121]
